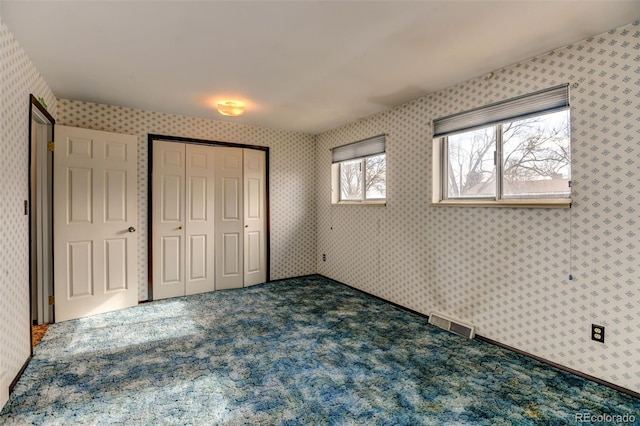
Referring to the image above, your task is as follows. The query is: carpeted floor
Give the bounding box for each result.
[1,276,638,425]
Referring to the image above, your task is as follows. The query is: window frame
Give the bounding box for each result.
[331,134,387,206]
[432,86,572,209]
[336,154,386,203]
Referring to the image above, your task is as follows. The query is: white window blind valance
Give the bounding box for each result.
[331,134,386,163]
[433,84,569,138]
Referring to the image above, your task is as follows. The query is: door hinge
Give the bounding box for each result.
[47,142,55,152]
[48,296,55,305]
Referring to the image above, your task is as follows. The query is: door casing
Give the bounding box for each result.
[29,95,55,328]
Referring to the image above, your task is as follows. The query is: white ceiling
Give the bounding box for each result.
[3,1,639,134]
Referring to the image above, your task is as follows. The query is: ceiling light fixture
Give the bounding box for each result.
[217,101,245,117]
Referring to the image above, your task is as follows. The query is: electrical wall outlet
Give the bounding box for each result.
[592,324,605,343]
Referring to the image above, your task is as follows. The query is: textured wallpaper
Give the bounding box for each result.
[317,21,639,393]
[2,13,638,404]
[56,99,318,301]
[0,22,57,394]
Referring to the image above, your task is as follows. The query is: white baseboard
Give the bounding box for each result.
[0,370,8,410]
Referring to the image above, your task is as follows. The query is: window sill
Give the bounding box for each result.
[431,198,571,209]
[333,201,386,206]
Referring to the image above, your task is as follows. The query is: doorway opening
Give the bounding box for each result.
[28,94,55,343]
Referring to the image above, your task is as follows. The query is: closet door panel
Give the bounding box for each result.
[215,148,244,290]
[161,236,182,284]
[185,144,215,295]
[152,141,186,300]
[243,149,266,286]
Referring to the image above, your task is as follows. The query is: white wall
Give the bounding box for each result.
[0,21,57,402]
[56,99,318,301]
[317,21,640,393]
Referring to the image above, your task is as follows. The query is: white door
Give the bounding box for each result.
[151,143,266,297]
[53,125,138,322]
[243,149,266,286]
[185,144,216,295]
[152,142,216,300]
[215,147,244,290]
[152,141,186,300]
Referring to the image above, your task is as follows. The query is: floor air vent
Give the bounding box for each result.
[428,312,476,339]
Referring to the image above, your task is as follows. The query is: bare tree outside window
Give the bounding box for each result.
[340,159,362,200]
[365,154,386,199]
[446,109,570,199]
[447,127,496,198]
[502,111,570,198]
[340,154,386,201]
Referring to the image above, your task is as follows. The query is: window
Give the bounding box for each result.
[331,134,386,204]
[433,85,571,207]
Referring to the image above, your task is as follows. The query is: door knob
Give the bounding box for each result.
[245,225,248,228]
[178,225,183,230]
[128,227,136,233]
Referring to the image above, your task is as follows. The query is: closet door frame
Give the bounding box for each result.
[147,134,270,301]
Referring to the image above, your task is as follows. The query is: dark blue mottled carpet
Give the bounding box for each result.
[1,275,638,425]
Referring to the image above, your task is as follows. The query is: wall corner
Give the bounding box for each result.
[0,370,8,410]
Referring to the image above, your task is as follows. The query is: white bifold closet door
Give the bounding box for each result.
[152,141,266,300]
[243,149,267,287]
[153,142,216,299]
[214,147,244,290]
